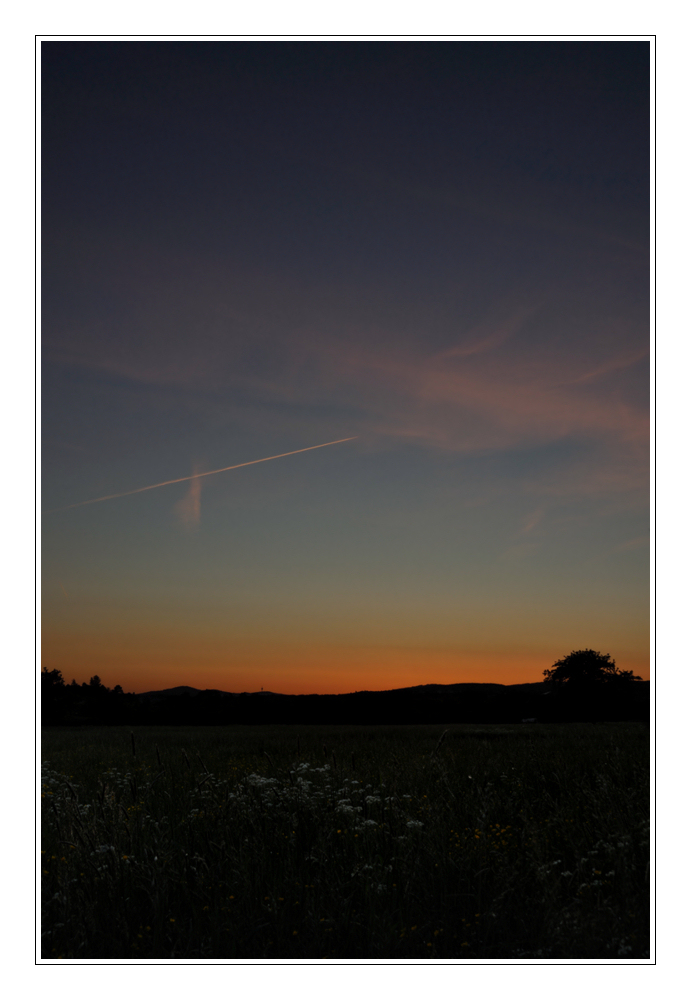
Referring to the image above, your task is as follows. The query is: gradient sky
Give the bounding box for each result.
[41,41,650,695]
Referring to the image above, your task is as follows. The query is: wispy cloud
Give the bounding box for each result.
[45,438,359,513]
[433,305,538,362]
[562,348,649,385]
[616,535,649,552]
[45,233,647,505]
[521,508,545,535]
[175,467,202,530]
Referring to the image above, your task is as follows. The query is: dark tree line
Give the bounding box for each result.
[41,651,648,727]
[41,669,140,725]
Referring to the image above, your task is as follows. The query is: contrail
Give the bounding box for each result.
[45,437,358,513]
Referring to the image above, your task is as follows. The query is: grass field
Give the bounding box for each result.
[40,723,650,960]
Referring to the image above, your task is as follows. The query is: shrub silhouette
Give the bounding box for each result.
[541,649,645,721]
[543,649,641,688]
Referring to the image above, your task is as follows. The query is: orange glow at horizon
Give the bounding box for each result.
[41,45,650,717]
[41,637,650,696]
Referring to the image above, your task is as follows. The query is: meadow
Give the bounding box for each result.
[40,723,650,960]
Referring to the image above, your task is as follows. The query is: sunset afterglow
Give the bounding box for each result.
[42,42,649,695]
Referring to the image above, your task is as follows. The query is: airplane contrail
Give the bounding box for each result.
[45,437,358,513]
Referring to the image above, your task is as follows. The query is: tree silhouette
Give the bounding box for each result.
[41,667,65,691]
[41,667,67,724]
[41,668,140,725]
[543,649,641,688]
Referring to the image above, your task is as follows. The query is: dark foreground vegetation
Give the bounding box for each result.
[41,723,650,960]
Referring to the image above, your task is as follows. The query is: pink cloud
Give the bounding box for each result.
[563,348,650,385]
[47,232,648,503]
[174,469,202,530]
[616,535,649,552]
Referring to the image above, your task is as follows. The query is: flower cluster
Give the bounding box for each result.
[216,763,423,839]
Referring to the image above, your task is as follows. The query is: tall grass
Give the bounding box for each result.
[41,723,649,959]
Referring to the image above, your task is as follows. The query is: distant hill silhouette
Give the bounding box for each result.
[42,669,649,726]
[137,686,236,701]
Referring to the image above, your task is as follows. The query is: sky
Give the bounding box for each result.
[41,41,650,695]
